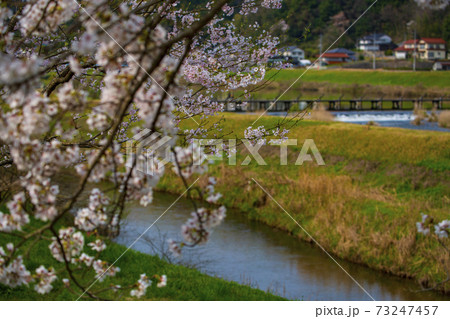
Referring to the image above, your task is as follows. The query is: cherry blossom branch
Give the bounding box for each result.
[0,0,285,299]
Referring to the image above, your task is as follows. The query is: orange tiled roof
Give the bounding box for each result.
[319,53,349,58]
[420,38,446,44]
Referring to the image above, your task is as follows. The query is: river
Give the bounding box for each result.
[114,192,449,301]
[267,110,450,132]
[331,111,450,132]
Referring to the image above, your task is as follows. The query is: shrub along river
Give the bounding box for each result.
[115,192,449,301]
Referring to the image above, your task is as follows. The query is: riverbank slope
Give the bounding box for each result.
[158,114,450,293]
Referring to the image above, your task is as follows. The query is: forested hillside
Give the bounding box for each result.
[6,0,449,54]
[258,0,449,53]
[187,0,449,55]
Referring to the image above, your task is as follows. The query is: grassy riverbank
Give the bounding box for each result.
[0,217,284,300]
[158,114,450,293]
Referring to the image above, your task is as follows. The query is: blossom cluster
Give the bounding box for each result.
[434,220,449,239]
[49,227,85,263]
[75,144,124,183]
[20,0,77,35]
[0,249,32,288]
[0,54,41,92]
[0,192,29,232]
[92,259,120,282]
[34,266,57,294]
[172,144,208,179]
[169,177,226,255]
[243,125,290,146]
[130,274,151,298]
[0,7,12,34]
[244,126,269,145]
[75,188,109,231]
[416,213,449,239]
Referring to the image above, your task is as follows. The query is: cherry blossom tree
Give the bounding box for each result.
[0,0,284,299]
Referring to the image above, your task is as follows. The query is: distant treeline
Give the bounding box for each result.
[186,0,450,55]
[5,0,449,55]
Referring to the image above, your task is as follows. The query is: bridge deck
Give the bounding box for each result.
[219,98,450,112]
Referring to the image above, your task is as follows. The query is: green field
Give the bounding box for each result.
[158,114,450,293]
[227,69,450,100]
[266,69,450,88]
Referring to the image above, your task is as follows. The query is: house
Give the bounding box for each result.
[394,47,411,59]
[328,48,357,61]
[357,33,396,51]
[394,38,447,60]
[403,39,420,50]
[267,55,302,67]
[279,46,305,61]
[418,38,446,60]
[318,52,351,64]
[394,39,419,59]
[432,61,450,71]
[267,55,288,65]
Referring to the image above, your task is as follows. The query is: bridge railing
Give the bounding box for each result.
[219,97,450,112]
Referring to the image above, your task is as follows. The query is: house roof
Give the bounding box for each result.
[420,38,446,44]
[403,39,419,44]
[280,46,304,52]
[394,46,414,52]
[328,48,356,55]
[319,53,349,58]
[360,33,390,41]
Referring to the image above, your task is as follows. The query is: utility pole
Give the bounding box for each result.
[318,34,323,69]
[407,20,416,72]
[319,34,323,56]
[373,32,376,70]
[413,27,417,72]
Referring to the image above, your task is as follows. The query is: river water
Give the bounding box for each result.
[115,192,449,301]
[331,111,450,132]
[268,111,450,132]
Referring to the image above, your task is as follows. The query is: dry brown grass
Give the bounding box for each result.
[366,120,379,127]
[438,110,450,128]
[412,102,427,126]
[428,108,439,122]
[307,103,335,121]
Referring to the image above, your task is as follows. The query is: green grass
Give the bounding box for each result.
[266,69,450,88]
[0,217,284,301]
[157,114,450,293]
[224,69,450,100]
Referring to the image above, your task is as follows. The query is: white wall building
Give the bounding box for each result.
[280,46,305,61]
[357,34,394,51]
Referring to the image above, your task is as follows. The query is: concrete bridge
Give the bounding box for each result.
[219,97,450,112]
